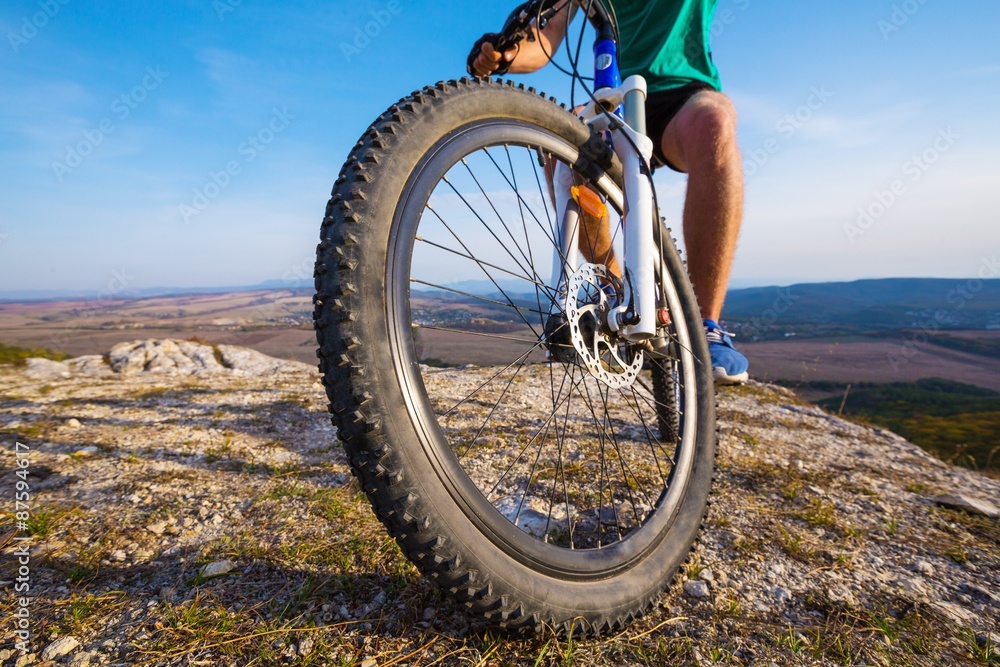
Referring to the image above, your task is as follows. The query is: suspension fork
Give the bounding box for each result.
[576,75,657,343]
[616,84,657,342]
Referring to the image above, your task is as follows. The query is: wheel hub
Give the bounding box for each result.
[564,263,643,389]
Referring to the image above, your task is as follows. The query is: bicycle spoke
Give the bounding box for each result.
[414,324,538,345]
[422,203,551,336]
[416,232,557,297]
[439,340,546,418]
[458,358,531,460]
[406,126,706,553]
[410,278,549,320]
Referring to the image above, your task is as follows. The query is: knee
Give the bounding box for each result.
[683,94,739,162]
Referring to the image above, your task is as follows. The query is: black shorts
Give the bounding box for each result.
[645,82,714,172]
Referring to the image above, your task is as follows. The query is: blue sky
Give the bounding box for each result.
[1,0,998,295]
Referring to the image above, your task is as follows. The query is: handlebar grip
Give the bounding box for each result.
[466,33,513,78]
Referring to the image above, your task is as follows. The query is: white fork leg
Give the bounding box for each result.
[615,124,657,341]
[550,160,582,313]
[582,77,658,342]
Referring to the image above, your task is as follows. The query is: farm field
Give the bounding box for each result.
[740,338,1000,393]
[3,290,999,390]
[0,290,318,363]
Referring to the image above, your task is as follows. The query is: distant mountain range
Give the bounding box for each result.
[4,277,998,332]
[0,279,313,302]
[723,278,1000,332]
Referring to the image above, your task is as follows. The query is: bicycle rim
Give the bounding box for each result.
[386,118,701,578]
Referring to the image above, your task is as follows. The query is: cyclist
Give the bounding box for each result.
[468,0,749,385]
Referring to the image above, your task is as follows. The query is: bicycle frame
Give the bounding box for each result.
[548,7,659,343]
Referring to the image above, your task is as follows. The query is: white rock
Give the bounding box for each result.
[493,496,571,538]
[109,339,226,376]
[932,494,1000,519]
[110,550,126,562]
[73,446,99,457]
[827,586,858,608]
[41,636,80,661]
[66,418,82,428]
[66,355,112,377]
[101,339,312,376]
[146,521,168,536]
[217,344,313,375]
[24,357,71,381]
[69,650,94,667]
[892,576,929,599]
[931,600,977,625]
[360,658,377,667]
[771,586,792,604]
[683,580,710,598]
[199,560,235,579]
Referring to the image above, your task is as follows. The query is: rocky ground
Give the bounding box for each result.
[0,340,997,666]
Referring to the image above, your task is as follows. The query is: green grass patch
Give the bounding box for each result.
[793,378,1000,472]
[0,341,71,365]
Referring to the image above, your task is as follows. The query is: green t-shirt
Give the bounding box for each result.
[607,0,721,93]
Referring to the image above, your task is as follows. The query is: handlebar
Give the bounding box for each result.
[466,0,617,77]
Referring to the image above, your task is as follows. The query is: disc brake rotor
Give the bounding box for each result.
[564,263,643,389]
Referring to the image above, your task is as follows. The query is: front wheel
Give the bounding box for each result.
[314,78,716,634]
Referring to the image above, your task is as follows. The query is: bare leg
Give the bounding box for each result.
[578,206,621,280]
[658,92,743,322]
[543,157,621,280]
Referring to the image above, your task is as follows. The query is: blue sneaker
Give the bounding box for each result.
[704,319,749,385]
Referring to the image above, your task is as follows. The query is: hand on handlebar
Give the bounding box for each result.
[469,36,519,77]
[466,1,574,78]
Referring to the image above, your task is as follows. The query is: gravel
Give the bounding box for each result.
[2,346,998,666]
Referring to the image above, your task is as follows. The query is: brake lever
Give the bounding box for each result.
[494,1,538,52]
[467,0,563,77]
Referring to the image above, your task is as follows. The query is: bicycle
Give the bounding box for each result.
[314,0,716,634]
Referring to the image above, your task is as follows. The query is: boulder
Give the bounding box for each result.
[24,358,71,381]
[933,494,999,519]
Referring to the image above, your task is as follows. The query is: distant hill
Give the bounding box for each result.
[0,281,313,303]
[5,277,999,333]
[723,278,1000,335]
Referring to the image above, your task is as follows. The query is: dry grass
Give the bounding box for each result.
[1,368,997,666]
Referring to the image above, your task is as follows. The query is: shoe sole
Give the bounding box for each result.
[713,367,749,386]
